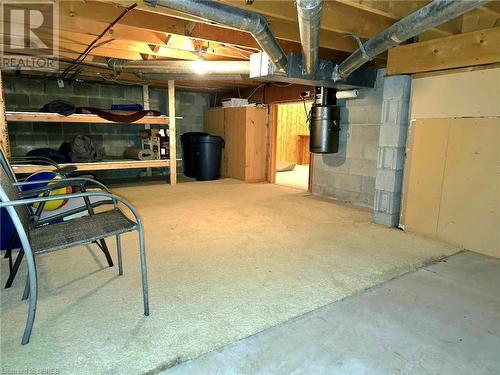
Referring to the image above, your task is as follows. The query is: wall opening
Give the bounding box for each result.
[274,101,312,190]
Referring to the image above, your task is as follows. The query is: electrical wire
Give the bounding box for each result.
[271,82,293,88]
[302,98,312,130]
[247,84,265,100]
[59,2,137,80]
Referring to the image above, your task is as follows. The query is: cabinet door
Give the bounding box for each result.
[204,108,224,137]
[204,108,226,176]
[245,107,268,182]
[224,107,247,181]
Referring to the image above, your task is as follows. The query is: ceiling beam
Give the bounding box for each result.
[333,0,460,38]
[219,0,398,39]
[386,27,500,75]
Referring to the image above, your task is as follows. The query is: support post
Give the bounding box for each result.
[168,80,177,185]
[373,75,411,227]
[0,71,10,158]
[142,84,152,177]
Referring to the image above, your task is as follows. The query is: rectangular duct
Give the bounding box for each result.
[249,52,377,89]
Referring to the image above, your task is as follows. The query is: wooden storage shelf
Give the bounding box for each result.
[0,77,178,185]
[12,159,171,174]
[6,111,169,125]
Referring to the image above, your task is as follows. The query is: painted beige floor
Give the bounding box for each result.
[275,164,309,190]
[1,180,459,374]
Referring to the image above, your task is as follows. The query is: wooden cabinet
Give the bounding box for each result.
[204,106,269,182]
[296,135,310,165]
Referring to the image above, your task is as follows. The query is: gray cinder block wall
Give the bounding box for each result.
[312,70,385,208]
[373,75,411,227]
[3,75,208,178]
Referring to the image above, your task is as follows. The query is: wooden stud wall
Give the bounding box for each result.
[276,102,311,164]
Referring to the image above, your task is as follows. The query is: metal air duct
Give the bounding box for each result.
[296,0,323,76]
[108,59,251,76]
[335,0,488,79]
[144,0,288,72]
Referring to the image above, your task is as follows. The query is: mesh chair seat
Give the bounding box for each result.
[29,209,137,254]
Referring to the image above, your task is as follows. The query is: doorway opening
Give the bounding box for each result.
[274,101,313,191]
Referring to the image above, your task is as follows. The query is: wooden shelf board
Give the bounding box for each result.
[12,159,171,174]
[6,111,169,125]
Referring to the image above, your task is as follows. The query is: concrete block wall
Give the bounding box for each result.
[312,70,385,208]
[3,75,209,178]
[373,75,411,227]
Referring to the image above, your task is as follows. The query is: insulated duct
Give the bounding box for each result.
[108,59,250,76]
[336,0,488,79]
[144,0,288,72]
[296,0,323,76]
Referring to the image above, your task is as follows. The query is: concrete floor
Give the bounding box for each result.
[1,180,459,374]
[165,251,500,375]
[275,164,309,190]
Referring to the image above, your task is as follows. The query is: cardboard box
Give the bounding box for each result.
[141,135,169,160]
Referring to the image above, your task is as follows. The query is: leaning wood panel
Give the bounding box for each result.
[401,118,500,258]
[387,27,500,75]
[436,118,499,258]
[410,67,500,119]
[400,119,449,239]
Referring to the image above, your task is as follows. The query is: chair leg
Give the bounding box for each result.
[138,228,149,316]
[5,248,24,288]
[98,239,114,267]
[116,235,123,276]
[21,257,37,345]
[4,233,17,259]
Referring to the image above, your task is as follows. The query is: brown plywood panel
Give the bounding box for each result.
[410,67,500,119]
[437,118,500,257]
[402,119,450,238]
[224,107,247,181]
[245,107,269,182]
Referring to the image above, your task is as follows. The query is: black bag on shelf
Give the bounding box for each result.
[59,135,103,163]
[40,100,76,116]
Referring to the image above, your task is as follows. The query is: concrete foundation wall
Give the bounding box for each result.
[312,70,384,208]
[3,75,208,178]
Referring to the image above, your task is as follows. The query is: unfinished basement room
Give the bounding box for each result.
[0,0,499,374]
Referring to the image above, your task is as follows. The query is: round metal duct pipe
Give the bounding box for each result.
[108,59,251,76]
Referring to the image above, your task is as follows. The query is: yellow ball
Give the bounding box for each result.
[24,171,72,211]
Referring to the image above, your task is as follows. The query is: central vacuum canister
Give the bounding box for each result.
[309,87,341,154]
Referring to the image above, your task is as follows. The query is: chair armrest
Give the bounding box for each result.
[10,156,60,169]
[36,199,113,225]
[1,192,142,228]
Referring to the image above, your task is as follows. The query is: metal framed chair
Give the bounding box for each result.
[0,164,149,345]
[0,149,114,288]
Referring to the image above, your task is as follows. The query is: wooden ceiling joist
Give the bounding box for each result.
[386,27,500,75]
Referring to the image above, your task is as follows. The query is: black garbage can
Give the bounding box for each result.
[194,135,224,181]
[181,132,208,178]
[181,132,224,181]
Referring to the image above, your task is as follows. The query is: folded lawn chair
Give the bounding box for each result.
[0,150,114,288]
[0,161,149,345]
